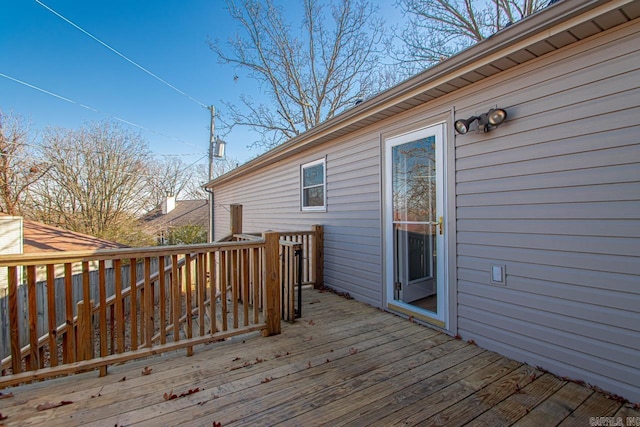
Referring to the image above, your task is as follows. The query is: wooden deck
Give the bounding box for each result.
[1,288,638,426]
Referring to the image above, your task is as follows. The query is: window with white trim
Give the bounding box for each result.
[301,158,326,211]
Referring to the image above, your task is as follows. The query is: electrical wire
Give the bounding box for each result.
[0,72,207,151]
[34,0,209,110]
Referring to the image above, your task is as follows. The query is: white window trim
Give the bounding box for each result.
[300,158,326,212]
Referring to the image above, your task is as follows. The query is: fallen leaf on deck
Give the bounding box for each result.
[178,388,200,398]
[0,413,8,421]
[141,366,153,376]
[307,361,312,369]
[36,401,73,411]
[163,390,178,401]
[0,392,13,399]
[349,348,358,355]
[232,357,241,361]
[119,377,127,382]
[261,377,275,383]
[212,422,222,427]
[307,319,315,325]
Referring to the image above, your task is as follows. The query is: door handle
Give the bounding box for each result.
[438,216,443,235]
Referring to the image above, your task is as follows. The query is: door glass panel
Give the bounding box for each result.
[392,136,438,314]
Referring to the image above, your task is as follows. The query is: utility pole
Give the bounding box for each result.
[208,105,215,243]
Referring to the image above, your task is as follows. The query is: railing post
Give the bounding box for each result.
[262,232,281,336]
[312,225,324,289]
[230,204,243,235]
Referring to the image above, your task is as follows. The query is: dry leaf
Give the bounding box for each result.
[119,376,127,382]
[307,319,315,326]
[0,392,13,400]
[0,413,8,421]
[349,348,358,355]
[307,361,312,369]
[178,388,200,398]
[232,357,241,362]
[260,377,274,384]
[212,422,222,427]
[141,366,153,376]
[163,391,177,401]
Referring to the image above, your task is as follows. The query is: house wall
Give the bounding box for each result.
[214,131,384,306]
[213,19,640,402]
[452,19,640,403]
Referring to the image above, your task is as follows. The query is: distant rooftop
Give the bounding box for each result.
[22,219,127,253]
[141,199,209,232]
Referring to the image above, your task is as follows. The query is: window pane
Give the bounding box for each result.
[303,164,324,187]
[303,186,324,207]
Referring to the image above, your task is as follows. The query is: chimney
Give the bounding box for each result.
[161,196,176,215]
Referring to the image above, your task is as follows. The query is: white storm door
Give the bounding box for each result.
[384,123,447,327]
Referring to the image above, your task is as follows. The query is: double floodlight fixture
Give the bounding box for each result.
[213,137,227,158]
[454,108,507,134]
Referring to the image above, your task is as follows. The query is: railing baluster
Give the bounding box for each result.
[232,249,239,329]
[46,264,57,367]
[114,259,124,353]
[63,263,75,364]
[158,256,166,345]
[26,265,39,370]
[98,260,107,376]
[220,251,227,332]
[8,266,21,374]
[171,254,180,342]
[252,247,260,324]
[242,249,250,326]
[198,253,206,336]
[144,257,153,348]
[129,258,138,351]
[184,253,193,356]
[209,251,217,334]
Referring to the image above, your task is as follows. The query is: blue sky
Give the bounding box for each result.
[1,1,404,167]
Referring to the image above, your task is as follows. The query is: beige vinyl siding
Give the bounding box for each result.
[453,20,640,402]
[213,135,384,306]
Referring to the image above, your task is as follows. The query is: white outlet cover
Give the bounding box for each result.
[491,265,505,284]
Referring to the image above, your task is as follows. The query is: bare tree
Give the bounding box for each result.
[0,111,48,215]
[147,157,194,208]
[29,121,153,244]
[211,0,384,150]
[182,157,240,200]
[393,0,545,74]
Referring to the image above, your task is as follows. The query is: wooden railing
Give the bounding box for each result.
[0,232,283,388]
[233,225,324,321]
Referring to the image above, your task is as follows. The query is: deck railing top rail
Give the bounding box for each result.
[0,239,265,267]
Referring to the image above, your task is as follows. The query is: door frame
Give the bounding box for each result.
[382,120,451,330]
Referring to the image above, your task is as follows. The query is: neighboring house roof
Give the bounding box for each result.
[205,0,638,188]
[141,199,209,234]
[22,219,127,253]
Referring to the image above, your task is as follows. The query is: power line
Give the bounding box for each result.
[34,0,209,110]
[0,72,206,151]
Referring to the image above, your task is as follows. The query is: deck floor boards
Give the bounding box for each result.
[1,288,637,426]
